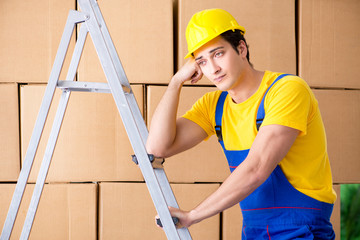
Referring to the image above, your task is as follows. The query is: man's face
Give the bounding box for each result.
[193,36,246,91]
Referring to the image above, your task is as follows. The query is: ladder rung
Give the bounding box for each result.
[57,81,131,94]
[57,81,110,93]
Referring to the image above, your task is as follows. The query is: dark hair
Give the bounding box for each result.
[220,29,253,67]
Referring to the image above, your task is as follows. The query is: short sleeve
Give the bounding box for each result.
[182,91,219,138]
[261,79,312,136]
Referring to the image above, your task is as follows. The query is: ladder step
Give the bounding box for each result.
[57,81,131,94]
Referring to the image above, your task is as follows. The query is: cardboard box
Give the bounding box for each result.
[314,89,360,183]
[331,184,341,240]
[0,0,75,83]
[147,85,230,183]
[21,84,144,182]
[99,182,220,240]
[0,83,20,181]
[222,203,243,240]
[77,0,173,84]
[177,0,296,85]
[299,0,360,88]
[0,183,97,239]
[222,184,341,239]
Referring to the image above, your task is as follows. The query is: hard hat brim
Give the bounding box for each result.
[184,25,245,59]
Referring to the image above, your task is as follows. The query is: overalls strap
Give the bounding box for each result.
[255,73,292,130]
[215,91,228,142]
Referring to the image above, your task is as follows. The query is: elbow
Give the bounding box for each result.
[146,142,171,159]
[247,162,271,188]
[252,170,268,186]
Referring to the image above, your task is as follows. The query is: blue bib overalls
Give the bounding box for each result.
[215,74,335,239]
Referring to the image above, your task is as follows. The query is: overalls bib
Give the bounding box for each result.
[215,74,335,239]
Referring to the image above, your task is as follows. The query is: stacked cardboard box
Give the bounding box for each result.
[313,90,360,184]
[99,182,220,239]
[77,0,173,84]
[0,183,97,239]
[0,0,75,83]
[1,0,359,238]
[20,84,144,182]
[299,0,360,89]
[0,84,20,181]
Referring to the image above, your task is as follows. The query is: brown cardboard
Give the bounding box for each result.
[0,0,75,83]
[77,0,173,84]
[299,0,360,89]
[20,84,144,182]
[0,83,20,181]
[99,182,220,240]
[178,0,296,85]
[222,185,341,239]
[0,183,97,239]
[222,203,243,240]
[147,85,230,183]
[314,89,360,183]
[331,184,341,239]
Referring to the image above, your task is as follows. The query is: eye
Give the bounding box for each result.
[214,51,224,58]
[197,60,206,66]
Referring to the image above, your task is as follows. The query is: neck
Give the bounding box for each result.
[228,67,264,104]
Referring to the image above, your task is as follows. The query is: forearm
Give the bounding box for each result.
[146,78,183,157]
[147,59,203,157]
[189,159,264,225]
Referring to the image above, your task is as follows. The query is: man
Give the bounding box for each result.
[146,8,336,239]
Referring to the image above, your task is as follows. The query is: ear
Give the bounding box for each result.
[237,40,248,58]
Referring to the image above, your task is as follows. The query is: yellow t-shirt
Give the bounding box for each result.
[182,71,336,204]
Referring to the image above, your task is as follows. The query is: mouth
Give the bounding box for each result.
[213,74,226,83]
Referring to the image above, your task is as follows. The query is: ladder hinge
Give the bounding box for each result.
[131,154,165,169]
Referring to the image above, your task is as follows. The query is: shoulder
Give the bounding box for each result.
[194,90,223,108]
[266,74,313,100]
[183,90,223,137]
[202,90,223,101]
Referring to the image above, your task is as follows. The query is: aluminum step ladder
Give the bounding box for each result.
[0,0,192,239]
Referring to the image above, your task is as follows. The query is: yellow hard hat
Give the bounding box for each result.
[185,9,245,59]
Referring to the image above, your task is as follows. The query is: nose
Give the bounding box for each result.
[208,59,221,75]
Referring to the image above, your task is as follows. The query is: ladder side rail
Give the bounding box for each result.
[154,169,193,239]
[126,94,150,144]
[87,0,131,91]
[20,91,71,240]
[83,0,147,145]
[0,10,83,240]
[19,22,89,240]
[78,1,183,239]
[64,23,89,82]
[87,2,147,139]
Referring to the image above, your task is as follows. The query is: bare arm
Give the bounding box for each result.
[168,124,299,227]
[146,59,207,158]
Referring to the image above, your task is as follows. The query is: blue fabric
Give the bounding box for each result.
[215,91,228,128]
[255,74,292,128]
[215,74,335,239]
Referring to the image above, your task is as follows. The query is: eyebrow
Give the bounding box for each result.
[195,47,224,61]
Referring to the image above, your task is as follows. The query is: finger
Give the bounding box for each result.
[191,74,202,84]
[190,69,203,84]
[155,216,181,229]
[168,207,183,229]
[155,215,163,228]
